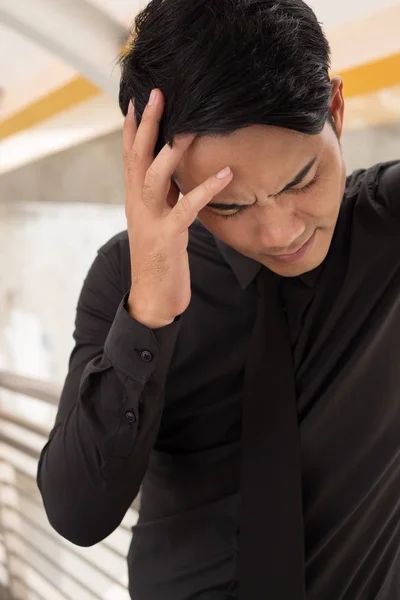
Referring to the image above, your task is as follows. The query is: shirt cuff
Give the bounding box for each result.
[104,292,182,387]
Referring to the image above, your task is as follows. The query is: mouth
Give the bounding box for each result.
[269,231,316,264]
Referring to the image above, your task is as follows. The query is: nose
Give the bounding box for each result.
[257,206,306,253]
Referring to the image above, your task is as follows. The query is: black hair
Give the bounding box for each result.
[119,0,333,156]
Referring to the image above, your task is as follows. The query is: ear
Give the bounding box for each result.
[329,76,345,139]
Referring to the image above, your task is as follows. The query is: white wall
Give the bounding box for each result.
[0,200,126,383]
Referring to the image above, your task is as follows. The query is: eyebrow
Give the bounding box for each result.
[207,156,317,211]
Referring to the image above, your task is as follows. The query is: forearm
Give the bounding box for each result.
[37,290,181,546]
[37,358,165,546]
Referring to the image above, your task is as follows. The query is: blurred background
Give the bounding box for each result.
[0,0,399,598]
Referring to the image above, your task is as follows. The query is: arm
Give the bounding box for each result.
[37,243,181,546]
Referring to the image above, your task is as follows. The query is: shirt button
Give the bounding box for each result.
[125,411,136,424]
[140,350,153,362]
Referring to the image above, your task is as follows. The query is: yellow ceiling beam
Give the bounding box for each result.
[334,52,400,98]
[0,76,100,141]
[1,51,400,143]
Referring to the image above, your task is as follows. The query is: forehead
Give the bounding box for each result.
[175,124,326,187]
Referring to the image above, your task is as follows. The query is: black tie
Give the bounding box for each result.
[238,267,306,599]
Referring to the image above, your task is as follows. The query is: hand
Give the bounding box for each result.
[123,88,233,328]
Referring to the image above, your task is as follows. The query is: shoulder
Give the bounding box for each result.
[98,229,129,257]
[94,230,131,293]
[373,161,400,220]
[346,160,400,231]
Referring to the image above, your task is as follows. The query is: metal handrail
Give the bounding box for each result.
[7,552,71,600]
[0,481,126,561]
[4,527,106,600]
[7,576,44,600]
[0,370,132,600]
[0,408,49,437]
[0,431,41,461]
[0,371,60,405]
[0,430,137,539]
[2,502,128,589]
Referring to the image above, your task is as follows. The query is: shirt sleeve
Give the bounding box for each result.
[37,242,181,546]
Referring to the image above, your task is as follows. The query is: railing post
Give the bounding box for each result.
[0,458,17,599]
[0,371,132,599]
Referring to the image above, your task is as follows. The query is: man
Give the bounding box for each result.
[37,0,400,598]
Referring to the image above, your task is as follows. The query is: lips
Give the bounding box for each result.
[273,236,311,257]
[269,231,316,264]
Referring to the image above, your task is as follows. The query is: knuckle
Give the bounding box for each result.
[171,196,193,224]
[129,148,141,165]
[145,166,159,187]
[200,180,213,196]
[126,160,136,181]
[178,195,191,213]
[126,150,141,180]
[142,167,161,206]
[140,113,153,127]
[169,209,182,226]
[142,181,155,206]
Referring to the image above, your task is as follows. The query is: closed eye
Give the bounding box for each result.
[216,174,320,220]
[276,173,319,197]
[216,205,250,220]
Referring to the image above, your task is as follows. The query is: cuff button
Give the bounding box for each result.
[125,411,136,424]
[140,350,153,362]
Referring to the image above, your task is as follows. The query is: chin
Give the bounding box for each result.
[263,261,313,277]
[268,262,319,277]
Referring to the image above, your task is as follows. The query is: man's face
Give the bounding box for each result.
[173,82,346,277]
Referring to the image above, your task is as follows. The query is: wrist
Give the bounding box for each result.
[127,295,175,329]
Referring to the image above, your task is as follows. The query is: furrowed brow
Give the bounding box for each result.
[207,156,317,210]
[276,157,317,195]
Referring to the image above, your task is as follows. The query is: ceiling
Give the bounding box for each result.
[0,0,400,175]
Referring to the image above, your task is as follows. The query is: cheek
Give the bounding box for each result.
[304,179,343,224]
[303,195,332,220]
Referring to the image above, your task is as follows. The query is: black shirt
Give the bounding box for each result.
[37,160,400,600]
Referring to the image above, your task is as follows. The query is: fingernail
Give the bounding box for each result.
[216,167,231,179]
[148,89,157,106]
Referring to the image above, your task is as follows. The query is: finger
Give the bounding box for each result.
[131,89,165,168]
[124,89,165,197]
[123,101,138,190]
[123,100,137,158]
[142,133,196,214]
[169,167,233,231]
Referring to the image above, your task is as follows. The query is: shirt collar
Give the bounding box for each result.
[214,236,323,290]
